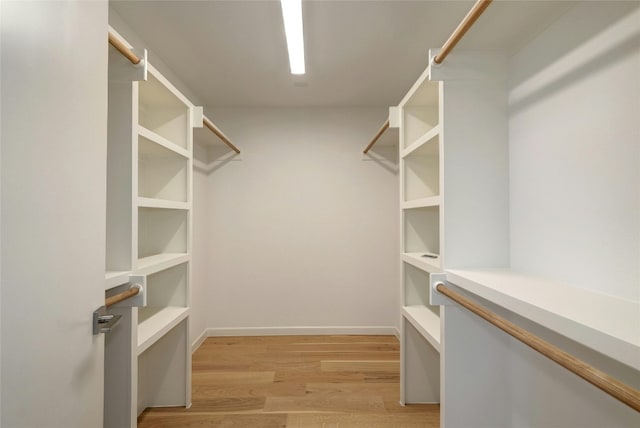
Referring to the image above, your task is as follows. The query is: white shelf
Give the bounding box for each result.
[137,306,190,354]
[138,207,188,260]
[402,252,441,273]
[399,65,433,107]
[403,206,440,256]
[138,66,191,150]
[403,305,441,352]
[137,197,190,210]
[135,253,190,276]
[402,196,441,210]
[138,125,190,159]
[401,126,440,159]
[445,269,640,370]
[105,270,131,290]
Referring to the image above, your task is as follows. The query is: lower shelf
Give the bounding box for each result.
[138,306,189,354]
[402,305,441,351]
[402,252,441,273]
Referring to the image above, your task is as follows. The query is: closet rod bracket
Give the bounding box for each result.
[430,273,451,306]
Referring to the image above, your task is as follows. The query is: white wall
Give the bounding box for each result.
[0,1,3,419]
[504,2,640,426]
[508,1,640,301]
[1,1,108,426]
[197,107,399,334]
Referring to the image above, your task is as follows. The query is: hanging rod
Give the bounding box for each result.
[105,284,141,308]
[434,283,640,413]
[363,119,390,154]
[433,0,493,64]
[203,117,241,154]
[108,31,142,65]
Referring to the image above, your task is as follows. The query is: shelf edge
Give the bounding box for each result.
[402,196,441,210]
[138,125,191,159]
[137,307,190,355]
[402,253,442,273]
[401,125,440,158]
[403,305,441,352]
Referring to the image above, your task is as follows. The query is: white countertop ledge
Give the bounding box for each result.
[445,268,640,371]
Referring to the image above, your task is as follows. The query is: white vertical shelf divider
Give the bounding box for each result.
[427,48,512,426]
[105,28,194,427]
[398,61,443,405]
[398,47,513,407]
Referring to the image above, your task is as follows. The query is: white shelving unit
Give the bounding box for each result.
[410,3,640,423]
[398,49,511,406]
[398,67,443,405]
[104,30,195,428]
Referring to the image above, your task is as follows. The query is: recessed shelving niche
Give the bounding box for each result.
[138,72,190,149]
[137,207,188,262]
[403,130,440,203]
[138,133,189,202]
[137,262,189,353]
[403,206,440,259]
[402,79,439,149]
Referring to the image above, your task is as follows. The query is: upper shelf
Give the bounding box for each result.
[402,126,440,159]
[405,79,439,108]
[135,253,190,276]
[400,71,440,150]
[138,66,191,150]
[138,125,190,159]
[445,268,640,370]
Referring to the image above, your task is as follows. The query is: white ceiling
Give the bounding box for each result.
[110,0,576,108]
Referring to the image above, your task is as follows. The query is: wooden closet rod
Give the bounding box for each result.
[363,119,390,154]
[435,283,640,412]
[108,31,142,65]
[105,285,141,308]
[433,0,493,64]
[203,117,241,154]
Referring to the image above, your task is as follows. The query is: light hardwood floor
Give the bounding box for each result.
[137,335,439,427]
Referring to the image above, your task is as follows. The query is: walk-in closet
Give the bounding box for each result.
[1,1,639,427]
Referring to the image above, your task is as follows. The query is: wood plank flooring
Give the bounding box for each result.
[137,335,439,427]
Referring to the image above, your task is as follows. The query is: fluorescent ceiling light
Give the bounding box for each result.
[280,0,305,75]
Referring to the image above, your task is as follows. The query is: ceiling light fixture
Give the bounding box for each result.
[280,0,305,75]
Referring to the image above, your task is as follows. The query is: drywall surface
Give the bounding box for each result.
[1,1,108,426]
[198,107,399,333]
[509,1,640,301]
[505,2,640,426]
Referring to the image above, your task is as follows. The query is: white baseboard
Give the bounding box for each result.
[191,329,209,353]
[393,326,401,340]
[203,326,398,338]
